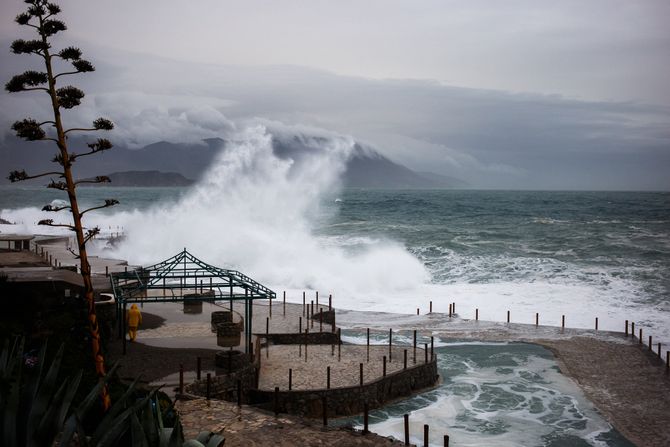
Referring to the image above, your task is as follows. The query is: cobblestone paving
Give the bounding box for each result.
[177,398,408,446]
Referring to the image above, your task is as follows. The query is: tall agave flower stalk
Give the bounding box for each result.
[5,0,118,409]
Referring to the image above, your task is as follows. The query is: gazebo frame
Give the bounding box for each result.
[109,249,275,354]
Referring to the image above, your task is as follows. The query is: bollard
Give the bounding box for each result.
[625,320,629,336]
[363,403,369,434]
[430,336,434,358]
[413,330,417,364]
[303,291,306,316]
[316,290,319,308]
[105,265,109,276]
[237,380,242,407]
[383,356,387,377]
[311,301,314,327]
[631,322,635,339]
[299,317,302,334]
[562,315,565,329]
[507,310,510,323]
[476,308,479,321]
[535,313,539,326]
[360,362,364,387]
[424,424,429,447]
[404,349,408,369]
[649,335,653,351]
[417,308,419,315]
[449,304,452,318]
[640,328,643,344]
[327,366,331,389]
[289,368,293,390]
[179,364,184,396]
[425,343,428,363]
[595,317,598,331]
[389,329,393,361]
[274,387,279,416]
[283,291,286,316]
[206,373,211,400]
[367,328,370,362]
[196,357,202,380]
[453,302,455,313]
[329,294,332,311]
[658,343,662,358]
[444,434,450,446]
[404,414,410,445]
[430,300,432,313]
[322,396,328,426]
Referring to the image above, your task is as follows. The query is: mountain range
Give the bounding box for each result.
[0,136,465,188]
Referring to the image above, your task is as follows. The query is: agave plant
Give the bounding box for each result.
[0,338,224,447]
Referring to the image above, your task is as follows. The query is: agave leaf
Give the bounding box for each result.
[182,441,206,447]
[141,397,159,447]
[27,344,65,444]
[167,413,184,447]
[58,415,79,447]
[130,412,149,447]
[33,379,68,446]
[206,434,225,447]
[91,375,142,441]
[73,362,119,419]
[155,395,164,430]
[195,432,211,443]
[57,370,82,430]
[93,392,153,447]
[2,354,22,447]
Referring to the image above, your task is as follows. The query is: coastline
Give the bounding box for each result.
[109,306,670,446]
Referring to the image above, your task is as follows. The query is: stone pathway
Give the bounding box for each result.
[177,398,408,446]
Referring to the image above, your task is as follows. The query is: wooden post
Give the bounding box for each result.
[179,364,184,396]
[430,300,432,313]
[302,291,306,316]
[444,434,450,446]
[206,373,211,400]
[237,379,242,407]
[367,328,370,362]
[404,414,410,445]
[305,328,308,362]
[200,279,203,294]
[383,356,387,377]
[430,336,434,359]
[197,357,202,380]
[311,300,314,327]
[424,424,429,447]
[105,265,108,277]
[320,310,323,332]
[425,343,428,363]
[338,328,341,361]
[535,313,539,326]
[417,308,419,315]
[266,317,269,335]
[640,328,643,344]
[631,322,635,339]
[449,303,452,318]
[453,302,455,313]
[625,320,628,336]
[299,316,302,334]
[360,362,364,386]
[561,315,565,329]
[322,396,328,426]
[658,342,662,358]
[274,387,279,416]
[316,290,319,308]
[289,368,293,390]
[389,329,393,361]
[269,295,272,318]
[475,308,479,321]
[595,317,598,331]
[283,291,286,316]
[507,310,510,323]
[413,330,417,364]
[404,349,408,369]
[649,335,653,350]
[666,351,669,372]
[327,366,331,389]
[363,403,369,434]
[329,294,332,311]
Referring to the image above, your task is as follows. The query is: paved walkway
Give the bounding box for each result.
[177,398,407,446]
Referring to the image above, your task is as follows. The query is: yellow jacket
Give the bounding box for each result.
[127,304,142,327]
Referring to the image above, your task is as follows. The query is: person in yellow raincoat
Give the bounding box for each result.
[127,304,142,342]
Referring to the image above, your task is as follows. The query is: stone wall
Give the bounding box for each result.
[185,364,258,403]
[259,331,340,345]
[249,357,439,418]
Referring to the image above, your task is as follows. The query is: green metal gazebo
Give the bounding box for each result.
[109,249,276,354]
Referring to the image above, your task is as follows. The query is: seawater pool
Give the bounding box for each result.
[338,330,633,447]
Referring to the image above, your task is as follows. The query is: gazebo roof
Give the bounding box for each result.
[110,249,276,304]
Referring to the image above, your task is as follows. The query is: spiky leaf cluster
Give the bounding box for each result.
[56,86,84,108]
[11,118,45,140]
[37,218,54,226]
[42,19,66,36]
[58,46,81,60]
[72,59,94,73]
[93,118,114,130]
[87,138,113,152]
[8,170,29,182]
[47,180,67,190]
[10,38,49,55]
[5,70,47,92]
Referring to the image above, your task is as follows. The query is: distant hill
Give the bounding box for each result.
[80,171,194,187]
[0,135,465,189]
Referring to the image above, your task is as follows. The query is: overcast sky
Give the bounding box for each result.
[1,0,669,190]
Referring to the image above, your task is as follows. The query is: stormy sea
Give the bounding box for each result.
[1,129,668,446]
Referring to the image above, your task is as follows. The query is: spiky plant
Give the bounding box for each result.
[4,0,117,409]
